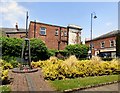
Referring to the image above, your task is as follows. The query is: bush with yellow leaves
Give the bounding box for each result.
[31,56,120,80]
[0,59,13,84]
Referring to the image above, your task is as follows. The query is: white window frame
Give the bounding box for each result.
[110,40,114,47]
[101,41,105,48]
[55,29,58,36]
[40,27,46,35]
[64,31,67,36]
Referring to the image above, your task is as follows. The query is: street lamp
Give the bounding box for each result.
[90,12,97,58]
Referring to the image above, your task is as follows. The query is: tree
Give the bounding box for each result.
[30,38,49,61]
[65,44,89,59]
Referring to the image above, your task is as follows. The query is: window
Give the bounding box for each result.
[61,30,63,36]
[40,27,46,35]
[101,41,105,48]
[110,40,114,47]
[55,29,58,36]
[64,31,67,36]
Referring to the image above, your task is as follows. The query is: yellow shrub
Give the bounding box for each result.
[2,63,13,70]
[31,57,120,80]
[91,56,102,63]
[1,70,8,81]
[63,55,79,66]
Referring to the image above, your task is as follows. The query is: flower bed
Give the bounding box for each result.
[31,56,120,80]
[0,59,13,85]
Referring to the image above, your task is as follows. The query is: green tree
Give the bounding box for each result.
[65,44,89,59]
[30,38,49,61]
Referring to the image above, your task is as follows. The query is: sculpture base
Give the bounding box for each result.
[12,68,38,73]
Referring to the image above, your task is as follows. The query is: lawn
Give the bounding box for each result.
[49,75,119,91]
[0,85,11,93]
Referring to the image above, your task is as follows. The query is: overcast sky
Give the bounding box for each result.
[0,0,119,43]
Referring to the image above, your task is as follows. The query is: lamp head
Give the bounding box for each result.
[94,15,97,19]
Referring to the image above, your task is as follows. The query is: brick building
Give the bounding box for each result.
[1,23,26,38]
[85,30,120,58]
[29,21,82,50]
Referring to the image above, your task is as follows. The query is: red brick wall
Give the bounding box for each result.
[85,36,116,55]
[6,33,26,38]
[28,21,68,50]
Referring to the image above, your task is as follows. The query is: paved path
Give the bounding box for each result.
[82,83,119,91]
[8,69,120,92]
[9,69,54,92]
[66,83,119,93]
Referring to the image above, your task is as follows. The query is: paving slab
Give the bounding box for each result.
[8,69,54,92]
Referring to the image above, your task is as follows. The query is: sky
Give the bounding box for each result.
[0,0,119,43]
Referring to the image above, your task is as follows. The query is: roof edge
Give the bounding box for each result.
[85,30,120,42]
[30,21,67,28]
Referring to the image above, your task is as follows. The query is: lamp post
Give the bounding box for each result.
[90,12,97,58]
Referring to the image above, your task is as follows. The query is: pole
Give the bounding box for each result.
[90,13,93,58]
[26,11,29,38]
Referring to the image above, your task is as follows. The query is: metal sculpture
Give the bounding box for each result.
[21,11,31,68]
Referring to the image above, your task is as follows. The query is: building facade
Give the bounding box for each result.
[68,24,82,45]
[29,21,82,50]
[1,23,26,38]
[85,30,120,58]
[1,21,82,50]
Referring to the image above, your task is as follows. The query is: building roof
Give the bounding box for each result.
[30,21,67,28]
[0,28,26,34]
[67,24,82,30]
[85,30,120,42]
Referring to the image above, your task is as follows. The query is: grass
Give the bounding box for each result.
[0,85,11,93]
[49,75,119,91]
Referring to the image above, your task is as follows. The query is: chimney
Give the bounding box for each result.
[15,23,19,31]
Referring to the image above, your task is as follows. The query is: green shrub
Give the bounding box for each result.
[48,49,58,57]
[1,37,50,62]
[55,50,69,60]
[2,56,19,68]
[65,44,89,59]
[30,38,49,61]
[1,37,23,57]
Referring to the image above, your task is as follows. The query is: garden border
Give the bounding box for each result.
[64,81,120,93]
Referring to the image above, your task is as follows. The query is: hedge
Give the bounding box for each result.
[1,37,50,62]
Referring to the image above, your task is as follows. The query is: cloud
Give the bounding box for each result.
[0,1,28,28]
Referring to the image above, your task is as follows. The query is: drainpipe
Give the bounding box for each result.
[58,27,62,50]
[67,26,69,45]
[34,20,36,38]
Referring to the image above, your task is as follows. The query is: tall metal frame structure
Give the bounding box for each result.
[21,11,31,68]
